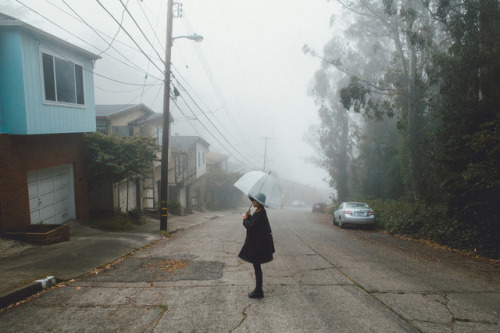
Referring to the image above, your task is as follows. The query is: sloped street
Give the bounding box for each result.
[0,209,498,332]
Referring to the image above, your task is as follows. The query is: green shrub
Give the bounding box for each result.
[85,215,136,231]
[370,199,499,259]
[325,202,337,216]
[168,202,182,216]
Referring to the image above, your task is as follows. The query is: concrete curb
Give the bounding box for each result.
[0,276,57,309]
[0,282,43,309]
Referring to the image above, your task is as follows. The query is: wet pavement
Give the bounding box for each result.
[0,210,233,309]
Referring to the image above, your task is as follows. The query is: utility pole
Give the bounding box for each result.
[160,0,174,231]
[261,137,274,172]
[159,2,202,231]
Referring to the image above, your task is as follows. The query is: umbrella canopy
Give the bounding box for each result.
[234,171,282,209]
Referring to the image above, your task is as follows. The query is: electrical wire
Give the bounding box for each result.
[95,0,165,75]
[136,0,166,54]
[181,12,262,158]
[171,75,260,168]
[61,0,129,58]
[14,0,260,168]
[26,0,165,83]
[171,66,252,153]
[136,0,165,102]
[174,93,260,168]
[118,0,164,63]
[95,85,145,93]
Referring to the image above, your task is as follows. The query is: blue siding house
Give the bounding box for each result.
[0,13,99,234]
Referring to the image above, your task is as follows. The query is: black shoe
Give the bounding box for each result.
[248,290,264,299]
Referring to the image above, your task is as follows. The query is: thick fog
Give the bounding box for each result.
[1,0,337,197]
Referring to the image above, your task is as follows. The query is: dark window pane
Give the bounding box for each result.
[42,53,55,101]
[75,65,84,105]
[96,119,108,134]
[112,126,132,137]
[55,57,76,103]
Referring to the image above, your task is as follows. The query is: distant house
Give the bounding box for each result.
[93,104,171,213]
[205,150,239,209]
[226,158,251,175]
[206,151,229,172]
[171,135,210,212]
[0,13,99,233]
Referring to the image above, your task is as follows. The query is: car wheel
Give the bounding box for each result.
[338,217,344,229]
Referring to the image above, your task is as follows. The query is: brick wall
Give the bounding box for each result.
[0,133,90,233]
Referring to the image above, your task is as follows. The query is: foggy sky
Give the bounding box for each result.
[0,0,337,195]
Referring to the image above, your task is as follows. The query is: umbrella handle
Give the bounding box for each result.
[243,203,252,219]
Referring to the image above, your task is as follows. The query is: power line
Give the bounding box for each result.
[172,70,255,162]
[136,0,165,102]
[61,0,129,59]
[95,0,165,75]
[15,0,260,168]
[181,12,262,159]
[136,0,166,55]
[93,71,161,86]
[118,0,164,64]
[171,74,257,166]
[171,75,260,168]
[94,85,145,94]
[24,0,165,83]
[175,92,260,168]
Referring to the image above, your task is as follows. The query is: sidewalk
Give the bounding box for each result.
[0,210,233,309]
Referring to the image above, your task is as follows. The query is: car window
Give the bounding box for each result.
[346,203,369,208]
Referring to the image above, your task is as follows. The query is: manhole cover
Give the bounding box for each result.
[87,257,224,282]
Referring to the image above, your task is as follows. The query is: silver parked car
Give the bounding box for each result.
[333,202,375,229]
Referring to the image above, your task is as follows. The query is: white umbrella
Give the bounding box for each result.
[234,171,282,209]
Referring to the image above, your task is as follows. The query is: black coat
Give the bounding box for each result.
[238,208,275,264]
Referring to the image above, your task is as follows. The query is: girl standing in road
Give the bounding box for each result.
[239,193,275,298]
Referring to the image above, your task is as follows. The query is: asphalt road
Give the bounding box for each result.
[0,208,498,332]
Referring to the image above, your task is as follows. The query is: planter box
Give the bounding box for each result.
[5,223,70,245]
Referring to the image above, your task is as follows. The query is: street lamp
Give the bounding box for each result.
[160,0,203,231]
[172,34,204,43]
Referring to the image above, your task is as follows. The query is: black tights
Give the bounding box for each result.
[253,263,263,292]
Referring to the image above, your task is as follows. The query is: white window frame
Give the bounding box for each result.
[40,49,86,108]
[155,127,162,146]
[176,154,187,179]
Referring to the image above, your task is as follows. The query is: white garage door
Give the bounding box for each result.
[28,164,75,225]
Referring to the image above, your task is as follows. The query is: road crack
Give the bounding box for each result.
[230,304,250,332]
[282,216,423,333]
[144,304,168,332]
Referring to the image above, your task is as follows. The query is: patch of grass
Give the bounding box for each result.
[85,215,136,231]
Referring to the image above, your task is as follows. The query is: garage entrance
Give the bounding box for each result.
[27,164,75,225]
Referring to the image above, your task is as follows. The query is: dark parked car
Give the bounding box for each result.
[312,202,327,213]
[333,202,375,229]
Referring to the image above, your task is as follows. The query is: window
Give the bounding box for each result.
[155,127,162,146]
[198,150,205,167]
[112,126,133,137]
[96,120,108,134]
[176,154,187,179]
[42,52,85,105]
